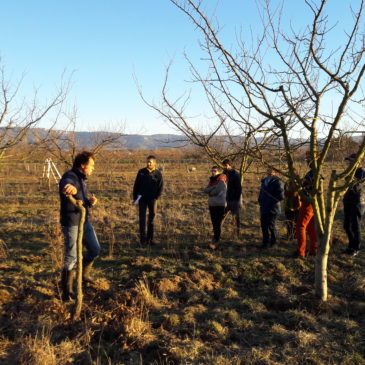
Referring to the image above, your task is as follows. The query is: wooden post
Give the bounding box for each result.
[66,194,86,320]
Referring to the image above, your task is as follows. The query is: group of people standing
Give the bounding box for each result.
[257,161,318,257]
[257,152,365,259]
[57,151,364,301]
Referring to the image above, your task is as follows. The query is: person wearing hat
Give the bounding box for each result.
[343,153,365,256]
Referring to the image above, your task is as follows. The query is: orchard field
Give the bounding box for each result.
[0,149,364,364]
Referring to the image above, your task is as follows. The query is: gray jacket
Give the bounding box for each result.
[204,175,227,207]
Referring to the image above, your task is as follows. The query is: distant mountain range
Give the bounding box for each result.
[21,129,244,150]
[7,128,190,149]
[70,132,191,149]
[8,127,354,150]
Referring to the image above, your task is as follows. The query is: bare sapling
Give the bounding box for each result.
[65,194,86,320]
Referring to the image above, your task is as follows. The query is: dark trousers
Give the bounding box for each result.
[139,199,157,243]
[209,206,225,242]
[344,203,364,251]
[285,209,299,240]
[260,212,278,247]
[224,200,240,234]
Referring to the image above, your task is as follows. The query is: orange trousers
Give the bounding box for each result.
[296,202,317,257]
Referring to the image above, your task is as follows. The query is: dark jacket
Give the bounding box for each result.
[258,176,284,214]
[133,168,163,201]
[59,168,92,226]
[284,178,301,211]
[299,169,315,204]
[299,167,325,204]
[343,167,365,206]
[224,168,242,202]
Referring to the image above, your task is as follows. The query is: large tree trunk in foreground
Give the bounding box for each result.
[314,177,339,301]
[315,231,331,301]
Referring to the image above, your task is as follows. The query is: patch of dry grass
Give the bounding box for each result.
[18,328,83,365]
[0,152,364,364]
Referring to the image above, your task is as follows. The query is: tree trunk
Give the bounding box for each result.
[314,174,339,301]
[314,229,331,301]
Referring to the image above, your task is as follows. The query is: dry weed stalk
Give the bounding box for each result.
[66,195,86,321]
[45,225,63,270]
[0,239,7,259]
[135,274,163,309]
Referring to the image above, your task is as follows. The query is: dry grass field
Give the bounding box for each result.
[0,150,364,364]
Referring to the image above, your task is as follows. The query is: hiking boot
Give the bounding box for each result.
[61,269,75,302]
[82,260,95,283]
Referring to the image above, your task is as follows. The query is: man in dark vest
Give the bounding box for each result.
[343,153,365,256]
[59,151,101,301]
[133,155,164,247]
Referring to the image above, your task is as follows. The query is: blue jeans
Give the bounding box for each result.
[62,221,100,270]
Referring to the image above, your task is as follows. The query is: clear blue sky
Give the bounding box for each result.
[0,1,360,135]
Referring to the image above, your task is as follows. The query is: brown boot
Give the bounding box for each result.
[82,260,95,283]
[61,269,75,302]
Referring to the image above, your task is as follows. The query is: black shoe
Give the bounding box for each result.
[342,247,355,255]
[351,250,360,257]
[259,243,269,249]
[288,251,305,259]
[147,240,156,246]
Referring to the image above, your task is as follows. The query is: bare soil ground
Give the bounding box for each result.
[0,154,364,364]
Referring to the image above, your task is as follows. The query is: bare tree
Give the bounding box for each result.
[137,58,280,184]
[166,0,365,301]
[0,61,69,160]
[35,106,125,167]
